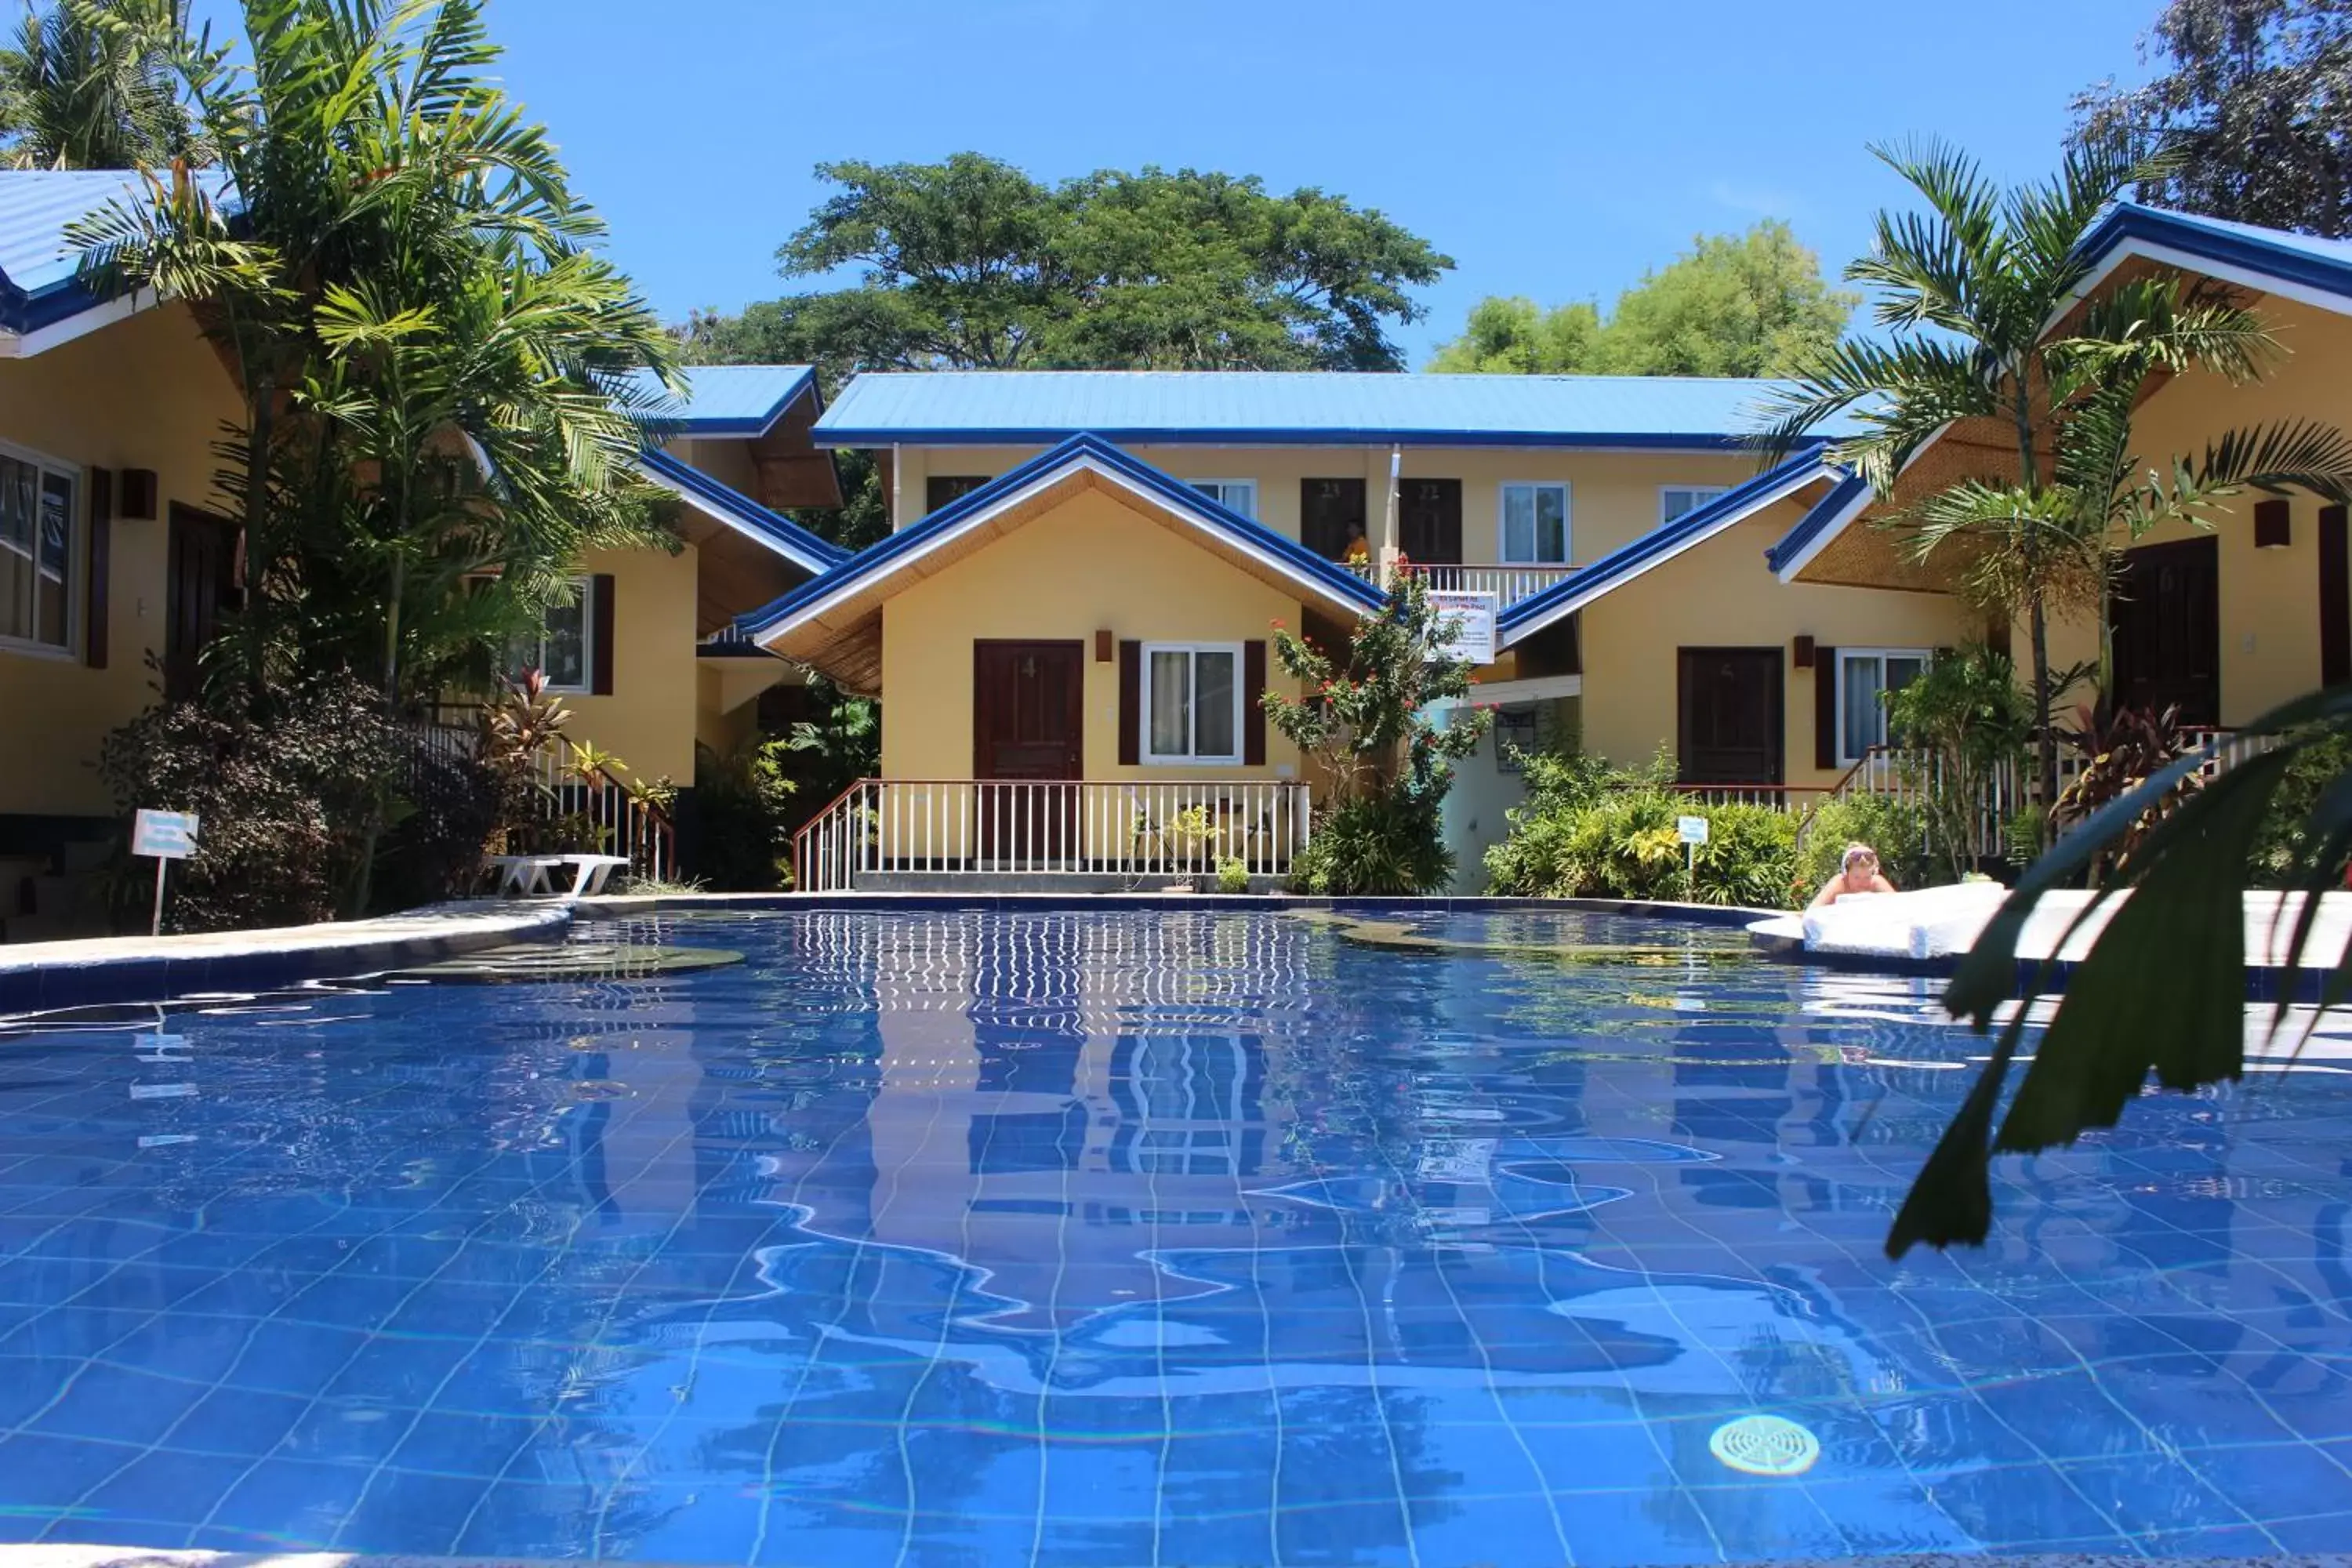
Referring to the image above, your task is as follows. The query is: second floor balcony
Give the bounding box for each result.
[1345,558,1579,608]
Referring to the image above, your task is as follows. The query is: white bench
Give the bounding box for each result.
[486,853,633,898]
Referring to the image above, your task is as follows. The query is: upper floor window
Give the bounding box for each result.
[1188,479,1258,520]
[516,575,595,694]
[1145,641,1241,764]
[925,474,990,513]
[0,447,78,654]
[1661,485,1730,524]
[1500,481,1569,564]
[1838,648,1929,763]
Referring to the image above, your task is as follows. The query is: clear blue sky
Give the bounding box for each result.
[460,0,2162,365]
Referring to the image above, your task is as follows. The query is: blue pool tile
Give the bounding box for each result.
[75,1448,257,1535]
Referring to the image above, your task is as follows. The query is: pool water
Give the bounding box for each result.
[2,907,2350,1566]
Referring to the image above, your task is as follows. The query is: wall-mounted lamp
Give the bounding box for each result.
[2256,498,2292,550]
[1094,629,1114,662]
[1791,635,1816,670]
[117,468,158,521]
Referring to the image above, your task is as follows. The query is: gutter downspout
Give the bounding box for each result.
[1379,444,1402,588]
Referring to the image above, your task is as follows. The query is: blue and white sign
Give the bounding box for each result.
[1677,815,1711,846]
[1428,590,1497,666]
[132,809,199,860]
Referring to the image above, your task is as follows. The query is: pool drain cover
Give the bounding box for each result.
[1708,1414,1819,1476]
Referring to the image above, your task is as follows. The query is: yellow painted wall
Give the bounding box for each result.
[0,304,241,820]
[879,486,1303,782]
[2034,295,2352,726]
[1577,503,1976,787]
[887,442,1765,563]
[558,542,701,786]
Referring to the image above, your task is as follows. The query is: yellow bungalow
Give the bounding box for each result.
[0,169,838,936]
[746,373,1982,888]
[1766,201,2352,746]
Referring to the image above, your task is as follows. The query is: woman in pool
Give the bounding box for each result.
[1809,842,1896,908]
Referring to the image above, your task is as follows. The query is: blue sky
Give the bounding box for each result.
[461,0,2159,365]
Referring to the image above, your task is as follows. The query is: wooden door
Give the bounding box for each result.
[973,640,1084,863]
[165,505,238,702]
[1677,648,1784,785]
[1301,478,1367,562]
[1397,478,1462,565]
[2110,536,2220,725]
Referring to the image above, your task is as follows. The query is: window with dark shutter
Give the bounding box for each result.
[1117,639,1141,765]
[2324,505,2350,688]
[1813,646,1838,771]
[1243,639,1268,765]
[590,572,616,695]
[84,470,111,670]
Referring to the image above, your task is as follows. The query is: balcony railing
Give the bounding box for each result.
[793,779,1312,893]
[405,706,677,884]
[1342,560,1577,608]
[1403,562,1577,606]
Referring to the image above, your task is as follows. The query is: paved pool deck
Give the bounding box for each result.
[0,899,571,1014]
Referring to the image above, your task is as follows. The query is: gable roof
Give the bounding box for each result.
[739,432,1386,659]
[2071,200,2352,318]
[0,168,237,353]
[815,370,1867,449]
[615,364,818,437]
[1762,472,1870,582]
[1497,450,1837,644]
[635,446,845,573]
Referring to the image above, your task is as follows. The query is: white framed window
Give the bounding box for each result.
[1499,481,1570,564]
[1661,485,1730,524]
[1144,641,1243,764]
[1188,479,1258,520]
[1838,647,1930,763]
[514,575,594,693]
[0,442,78,656]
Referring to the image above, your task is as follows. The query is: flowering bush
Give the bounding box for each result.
[1265,571,1490,894]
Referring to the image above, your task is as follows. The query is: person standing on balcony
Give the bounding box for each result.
[1809,843,1896,908]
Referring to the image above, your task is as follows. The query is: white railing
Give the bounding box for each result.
[1668,782,1836,811]
[793,779,1313,893]
[1403,562,1576,606]
[404,709,677,884]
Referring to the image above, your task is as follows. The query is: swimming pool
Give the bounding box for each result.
[1,906,2347,1566]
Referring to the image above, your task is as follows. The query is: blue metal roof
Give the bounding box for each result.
[741,432,1386,641]
[2076,200,2352,303]
[0,168,236,335]
[815,371,1866,449]
[1499,450,1834,643]
[1762,472,1868,578]
[637,447,845,572]
[615,364,818,437]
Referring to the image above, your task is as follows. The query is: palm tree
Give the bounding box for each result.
[70,0,681,701]
[1764,136,2352,821]
[0,0,198,169]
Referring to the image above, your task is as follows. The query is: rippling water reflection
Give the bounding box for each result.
[1,908,2349,1566]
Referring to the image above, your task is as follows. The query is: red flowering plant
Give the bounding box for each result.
[1261,572,1492,892]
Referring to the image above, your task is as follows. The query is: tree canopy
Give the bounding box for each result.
[681,152,1452,376]
[2076,0,2352,234]
[0,0,199,169]
[1425,220,1856,377]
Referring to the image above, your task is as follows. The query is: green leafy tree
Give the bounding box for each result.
[2075,0,2352,235]
[0,0,199,169]
[1764,136,2352,822]
[1264,574,1489,895]
[696,152,1451,375]
[1425,296,1600,373]
[1426,220,1855,377]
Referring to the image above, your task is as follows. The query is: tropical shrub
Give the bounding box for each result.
[1267,571,1489,895]
[1484,754,1801,906]
[2051,702,2202,881]
[2251,728,2352,888]
[1883,641,2034,879]
[1290,792,1454,896]
[693,738,797,891]
[1214,856,1251,895]
[96,672,414,931]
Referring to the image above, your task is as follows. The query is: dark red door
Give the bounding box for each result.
[165,505,238,702]
[2110,536,2220,726]
[974,641,1083,862]
[1398,478,1463,565]
[1678,648,1784,785]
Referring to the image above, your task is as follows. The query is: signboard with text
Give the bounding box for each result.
[1428,590,1497,666]
[1677,815,1711,846]
[132,809,199,860]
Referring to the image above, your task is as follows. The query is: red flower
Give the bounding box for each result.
[1270,618,1286,630]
